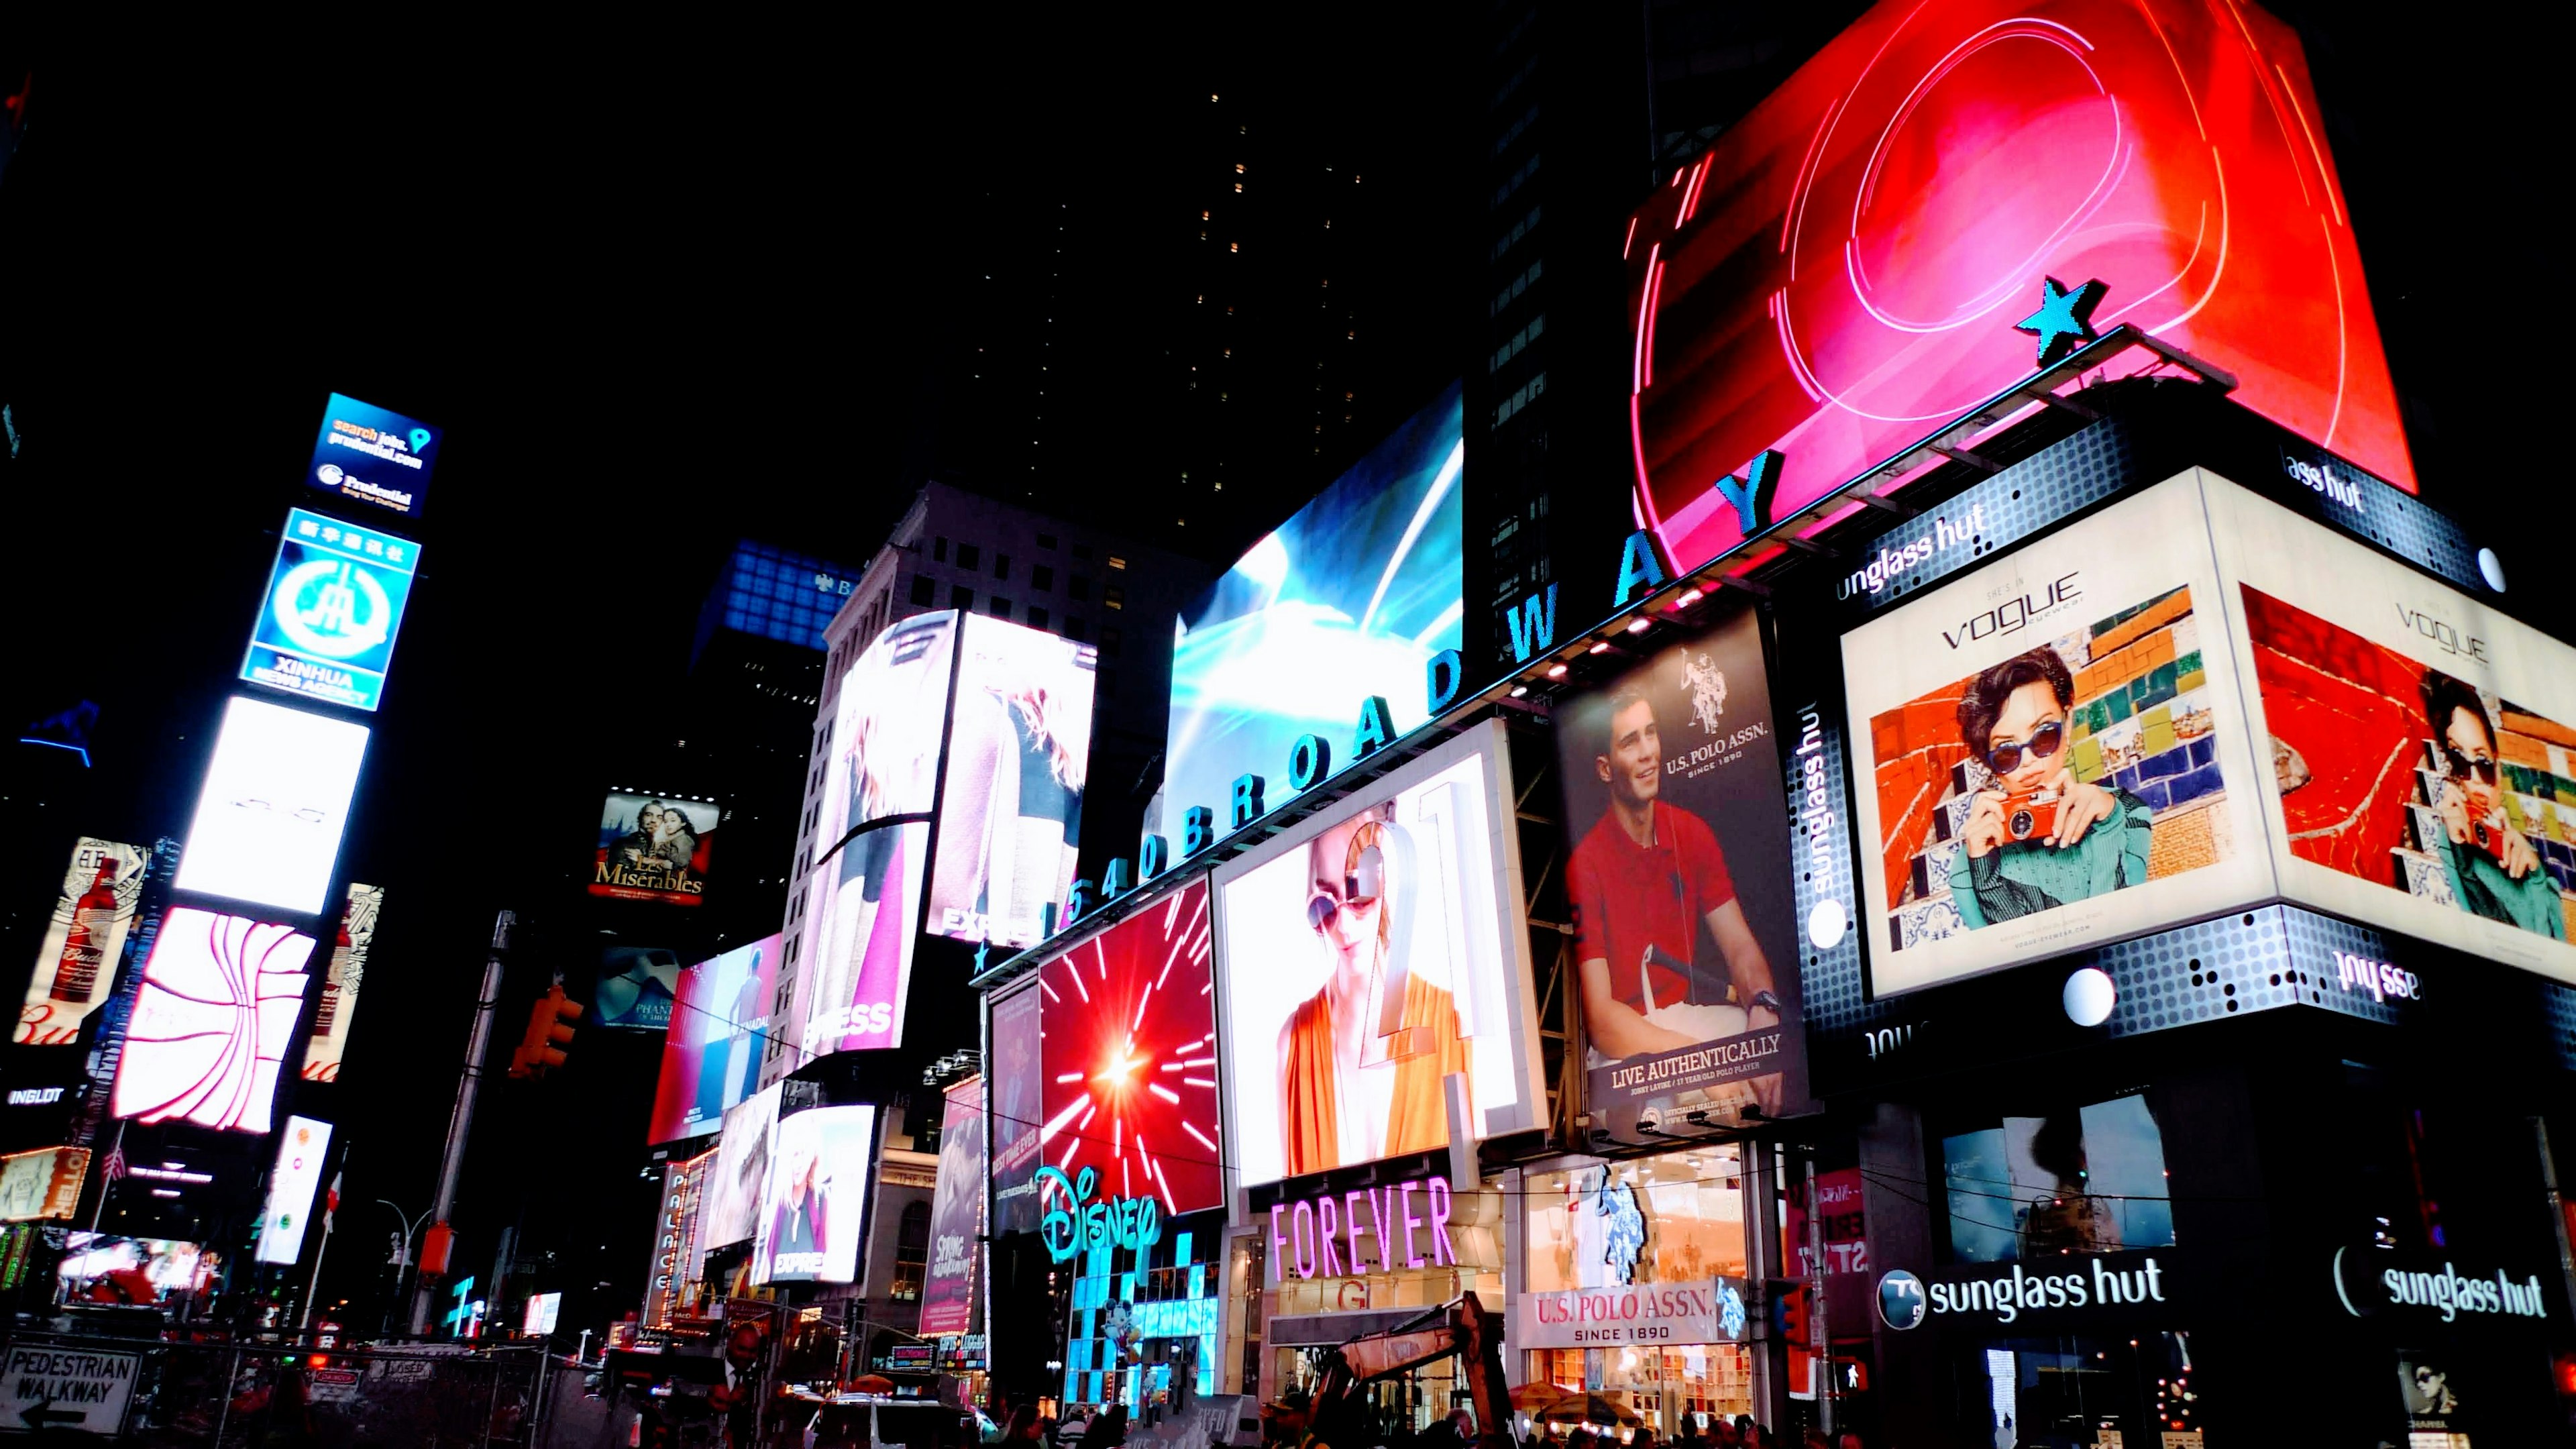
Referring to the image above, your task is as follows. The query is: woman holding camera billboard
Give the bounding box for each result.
[1953,647,2153,928]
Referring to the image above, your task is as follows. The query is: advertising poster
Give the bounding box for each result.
[2394,1352,2469,1444]
[238,507,420,713]
[1621,0,2411,582]
[307,391,439,519]
[2204,480,2576,981]
[254,1116,333,1266]
[930,615,1098,951]
[700,1083,782,1252]
[174,696,369,917]
[0,1147,90,1222]
[1164,383,1463,822]
[112,908,317,1135]
[647,934,781,1144]
[644,1149,711,1328]
[752,1104,875,1285]
[1555,604,1806,1126]
[298,883,382,1082]
[917,1076,985,1336]
[987,983,1043,1235]
[588,793,720,907]
[794,611,958,1066]
[56,1234,213,1303]
[1034,878,1220,1214]
[1845,476,2271,995]
[1214,724,1543,1187]
[17,837,147,1046]
[596,945,682,1032]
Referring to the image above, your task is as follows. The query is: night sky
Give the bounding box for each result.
[0,6,2557,1332]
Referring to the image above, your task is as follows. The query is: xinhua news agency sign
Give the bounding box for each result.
[1513,1279,1751,1349]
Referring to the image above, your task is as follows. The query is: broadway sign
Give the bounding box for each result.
[1512,1277,1750,1348]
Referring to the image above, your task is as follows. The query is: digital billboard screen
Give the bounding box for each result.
[2204,482,2576,979]
[988,983,1042,1236]
[298,883,381,1083]
[1214,724,1544,1187]
[17,837,148,1046]
[0,1146,90,1222]
[918,1076,985,1336]
[174,696,368,918]
[930,614,1098,951]
[700,1082,780,1252]
[254,1116,332,1266]
[1623,0,2412,582]
[111,908,317,1134]
[1845,475,2271,994]
[1165,382,1462,823]
[1032,877,1220,1215]
[1552,602,1809,1129]
[596,945,682,1032]
[239,507,420,713]
[307,391,439,519]
[647,934,781,1144]
[588,794,720,907]
[753,1105,875,1285]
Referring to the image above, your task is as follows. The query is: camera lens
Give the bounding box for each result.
[2008,809,2035,839]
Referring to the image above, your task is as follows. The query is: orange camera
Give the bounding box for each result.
[2002,789,2062,843]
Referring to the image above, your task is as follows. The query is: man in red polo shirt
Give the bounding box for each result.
[1570,686,1778,1063]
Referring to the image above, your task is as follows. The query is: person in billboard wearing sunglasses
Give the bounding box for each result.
[1953,647,2152,928]
[2421,672,2562,938]
[1276,806,1470,1176]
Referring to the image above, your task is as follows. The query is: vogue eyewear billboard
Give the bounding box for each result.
[647,934,781,1145]
[1165,383,1463,821]
[916,1076,985,1336]
[298,884,381,1082]
[753,1104,875,1285]
[112,908,317,1134]
[175,697,368,917]
[1214,724,1544,1188]
[1847,475,2271,993]
[254,1116,333,1266]
[931,615,1098,951]
[308,392,439,519]
[1555,604,1808,1125]
[1623,0,2411,583]
[1032,878,1221,1216]
[239,508,420,712]
[17,837,147,1046]
[588,794,719,907]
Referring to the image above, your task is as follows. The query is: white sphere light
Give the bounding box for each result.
[2063,967,2117,1028]
[2478,547,2508,593]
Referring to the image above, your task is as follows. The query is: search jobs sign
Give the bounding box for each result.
[308,392,439,519]
[239,507,421,713]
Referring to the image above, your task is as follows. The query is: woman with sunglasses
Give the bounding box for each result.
[2422,672,2561,938]
[1951,647,2151,929]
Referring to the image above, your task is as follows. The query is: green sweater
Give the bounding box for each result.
[1954,788,2153,930]
[2436,836,2567,941]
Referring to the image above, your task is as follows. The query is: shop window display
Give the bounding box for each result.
[1939,1093,2175,1263]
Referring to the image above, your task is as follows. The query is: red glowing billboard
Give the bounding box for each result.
[1033,877,1221,1216]
[1627,0,2412,578]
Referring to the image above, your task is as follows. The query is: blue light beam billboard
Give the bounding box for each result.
[239,508,421,713]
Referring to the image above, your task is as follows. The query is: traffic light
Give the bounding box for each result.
[508,984,584,1077]
[1770,1281,1811,1348]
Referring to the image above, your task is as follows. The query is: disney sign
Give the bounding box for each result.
[1036,1165,1163,1264]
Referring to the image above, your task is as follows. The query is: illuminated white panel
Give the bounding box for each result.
[112,908,316,1134]
[176,697,368,916]
[254,1116,333,1265]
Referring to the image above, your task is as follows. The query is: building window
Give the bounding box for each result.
[891,1200,932,1301]
[1099,668,1117,698]
[951,584,975,610]
[1037,533,1059,549]
[1027,606,1049,630]
[1032,564,1054,592]
[909,575,934,606]
[1065,615,1086,641]
[932,537,948,563]
[994,553,1011,581]
[990,597,1012,620]
[1099,624,1122,655]
[1104,584,1125,610]
[957,543,981,570]
[1073,543,1093,559]
[1108,556,1127,570]
[1068,574,1091,602]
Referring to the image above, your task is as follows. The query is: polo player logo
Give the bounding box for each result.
[1682,653,1727,735]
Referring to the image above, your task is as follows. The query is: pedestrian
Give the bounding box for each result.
[1096,1403,1130,1449]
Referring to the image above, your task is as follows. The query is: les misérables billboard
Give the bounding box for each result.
[589,794,720,907]
[1845,471,2576,995]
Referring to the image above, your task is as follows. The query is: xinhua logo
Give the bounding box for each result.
[272,560,393,659]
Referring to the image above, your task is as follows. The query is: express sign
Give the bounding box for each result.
[1513,1278,1751,1348]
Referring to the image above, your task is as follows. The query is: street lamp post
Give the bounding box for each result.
[378,1200,428,1338]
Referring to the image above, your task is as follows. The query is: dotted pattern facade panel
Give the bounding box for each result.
[2091,908,2296,1038]
[2260,443,2485,596]
[1784,706,1870,1036]
[2540,979,2576,1074]
[2273,906,2408,1027]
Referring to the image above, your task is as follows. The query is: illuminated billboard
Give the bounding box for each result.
[254,1116,333,1266]
[58,1234,214,1303]
[753,1105,876,1285]
[298,883,381,1083]
[1165,382,1463,822]
[1214,724,1544,1187]
[700,1082,781,1251]
[647,934,782,1144]
[1032,877,1220,1215]
[17,837,147,1046]
[174,696,368,917]
[112,908,317,1134]
[930,614,1098,950]
[0,1147,90,1222]
[2204,482,2576,979]
[1846,476,2270,994]
[239,508,420,712]
[307,391,439,519]
[588,793,720,907]
[1552,602,1809,1129]
[988,984,1042,1235]
[597,945,682,1032]
[1625,0,2412,584]
[917,1077,984,1336]
[644,1148,712,1329]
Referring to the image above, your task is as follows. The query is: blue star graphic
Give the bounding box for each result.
[2015,276,2108,367]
